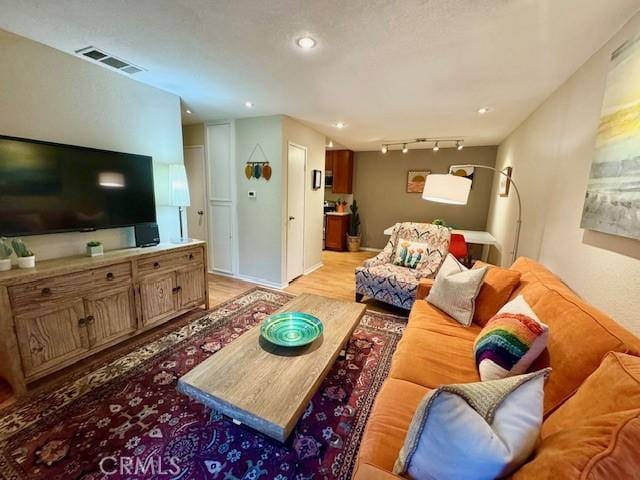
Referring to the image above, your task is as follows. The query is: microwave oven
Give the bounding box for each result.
[325,170,333,188]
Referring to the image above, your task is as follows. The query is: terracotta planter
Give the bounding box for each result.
[347,235,361,252]
[336,204,346,213]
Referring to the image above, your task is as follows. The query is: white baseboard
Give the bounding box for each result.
[360,247,382,252]
[234,273,288,290]
[304,262,323,275]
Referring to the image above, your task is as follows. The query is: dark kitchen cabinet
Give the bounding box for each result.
[325,214,350,251]
[325,150,354,194]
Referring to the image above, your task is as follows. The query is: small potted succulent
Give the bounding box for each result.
[336,198,348,213]
[347,200,361,252]
[86,240,104,257]
[11,239,35,269]
[0,237,12,272]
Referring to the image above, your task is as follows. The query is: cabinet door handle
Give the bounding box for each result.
[32,345,44,353]
[106,272,114,281]
[172,286,182,294]
[188,253,194,260]
[41,287,52,296]
[86,315,95,325]
[153,262,160,269]
[78,317,87,327]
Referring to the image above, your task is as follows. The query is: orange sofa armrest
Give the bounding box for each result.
[353,463,402,480]
[416,278,435,300]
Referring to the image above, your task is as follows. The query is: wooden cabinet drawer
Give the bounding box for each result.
[92,262,132,290]
[137,248,203,276]
[9,271,93,313]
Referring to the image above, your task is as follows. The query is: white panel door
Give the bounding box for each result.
[207,124,232,201]
[287,143,306,282]
[209,204,233,273]
[206,123,236,275]
[183,146,207,242]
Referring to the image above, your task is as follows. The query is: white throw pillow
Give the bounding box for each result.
[427,254,488,325]
[394,368,551,480]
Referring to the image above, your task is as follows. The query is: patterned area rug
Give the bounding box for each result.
[0,288,406,480]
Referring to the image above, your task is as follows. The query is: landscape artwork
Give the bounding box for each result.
[407,170,431,193]
[581,33,640,240]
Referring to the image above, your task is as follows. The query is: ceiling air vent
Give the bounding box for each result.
[75,46,145,75]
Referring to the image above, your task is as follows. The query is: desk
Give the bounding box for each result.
[383,226,497,261]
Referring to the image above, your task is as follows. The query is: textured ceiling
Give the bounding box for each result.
[1,0,639,150]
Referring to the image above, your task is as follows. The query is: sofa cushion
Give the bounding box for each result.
[356,378,429,472]
[509,258,640,414]
[472,261,521,326]
[390,303,481,388]
[542,352,640,438]
[514,353,640,479]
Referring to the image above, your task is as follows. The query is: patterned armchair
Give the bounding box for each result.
[355,223,451,309]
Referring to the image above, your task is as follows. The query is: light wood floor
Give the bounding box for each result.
[0,250,407,408]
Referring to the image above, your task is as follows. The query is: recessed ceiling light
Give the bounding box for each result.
[244,101,254,108]
[296,36,317,49]
[185,109,192,115]
[477,107,491,115]
[335,121,346,129]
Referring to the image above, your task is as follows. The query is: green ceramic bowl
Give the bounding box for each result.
[260,312,324,347]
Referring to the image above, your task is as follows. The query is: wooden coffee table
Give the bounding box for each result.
[177,293,365,442]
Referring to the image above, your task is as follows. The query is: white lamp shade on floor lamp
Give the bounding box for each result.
[169,164,191,207]
[422,174,472,205]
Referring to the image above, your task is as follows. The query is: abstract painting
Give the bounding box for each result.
[449,165,475,187]
[581,33,640,240]
[407,170,431,193]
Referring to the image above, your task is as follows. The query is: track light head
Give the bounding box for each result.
[402,144,408,154]
[433,142,439,152]
[381,145,388,154]
[457,141,464,151]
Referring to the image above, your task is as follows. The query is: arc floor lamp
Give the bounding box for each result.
[421,165,523,264]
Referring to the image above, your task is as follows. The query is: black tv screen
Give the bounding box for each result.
[0,135,156,236]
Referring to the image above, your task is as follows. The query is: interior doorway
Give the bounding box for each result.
[183,145,207,242]
[287,143,306,282]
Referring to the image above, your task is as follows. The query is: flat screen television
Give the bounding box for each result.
[0,135,156,236]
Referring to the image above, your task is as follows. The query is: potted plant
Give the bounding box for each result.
[347,200,361,252]
[0,237,12,272]
[11,239,35,269]
[336,198,348,213]
[86,240,104,257]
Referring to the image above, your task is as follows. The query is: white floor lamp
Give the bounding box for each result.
[421,165,523,264]
[169,164,192,244]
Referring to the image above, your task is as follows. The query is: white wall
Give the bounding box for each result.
[0,29,184,259]
[282,116,326,274]
[486,12,640,334]
[235,116,284,286]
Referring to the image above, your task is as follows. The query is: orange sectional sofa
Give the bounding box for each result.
[353,257,640,479]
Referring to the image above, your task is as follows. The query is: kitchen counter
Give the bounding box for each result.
[326,211,350,216]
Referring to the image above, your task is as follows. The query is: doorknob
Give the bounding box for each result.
[289,216,295,220]
[197,210,204,215]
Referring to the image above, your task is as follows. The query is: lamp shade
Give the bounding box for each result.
[168,164,191,207]
[422,174,472,205]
